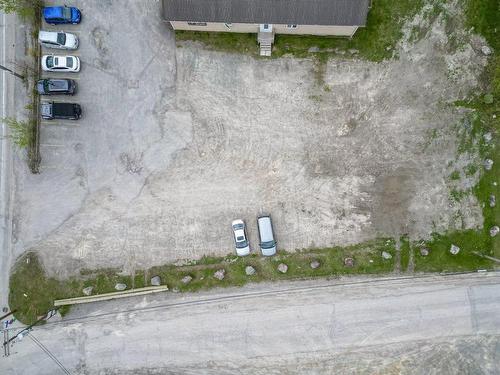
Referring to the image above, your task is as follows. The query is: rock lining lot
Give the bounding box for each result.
[12,0,487,277]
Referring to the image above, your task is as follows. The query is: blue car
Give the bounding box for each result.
[43,6,81,25]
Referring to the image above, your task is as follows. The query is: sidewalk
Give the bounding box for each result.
[0,11,17,312]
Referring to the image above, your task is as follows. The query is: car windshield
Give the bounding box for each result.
[236,236,245,241]
[261,240,276,249]
[236,240,248,248]
[66,57,73,67]
[46,56,54,68]
[63,7,71,19]
[57,33,66,45]
[233,224,243,230]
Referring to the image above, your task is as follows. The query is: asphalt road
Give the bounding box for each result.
[1,273,500,374]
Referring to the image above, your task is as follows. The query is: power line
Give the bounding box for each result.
[27,334,71,375]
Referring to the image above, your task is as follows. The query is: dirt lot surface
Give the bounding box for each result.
[12,0,488,277]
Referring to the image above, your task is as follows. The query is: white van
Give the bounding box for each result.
[257,215,277,256]
[38,31,79,50]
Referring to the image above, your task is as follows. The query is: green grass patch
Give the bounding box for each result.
[465,163,478,177]
[399,236,411,271]
[449,170,461,180]
[10,239,395,324]
[176,0,425,62]
[451,0,500,259]
[414,230,493,272]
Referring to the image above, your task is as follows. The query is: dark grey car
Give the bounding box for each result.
[36,79,77,95]
[41,102,82,120]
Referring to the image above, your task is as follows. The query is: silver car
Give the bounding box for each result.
[257,215,276,256]
[39,30,79,50]
[232,219,250,256]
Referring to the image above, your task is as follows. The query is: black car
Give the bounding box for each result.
[41,102,82,120]
[36,79,77,95]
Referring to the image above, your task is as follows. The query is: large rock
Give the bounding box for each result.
[150,275,161,286]
[450,244,460,255]
[277,263,288,274]
[481,45,492,55]
[245,266,256,276]
[382,251,392,260]
[181,275,193,284]
[489,195,496,208]
[213,269,225,280]
[114,283,127,291]
[344,258,354,267]
[420,248,430,257]
[490,226,500,237]
[82,286,93,296]
[483,132,493,143]
[310,260,321,269]
[484,159,494,171]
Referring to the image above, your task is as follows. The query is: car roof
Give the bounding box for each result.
[257,216,274,242]
[39,31,58,40]
[43,7,64,18]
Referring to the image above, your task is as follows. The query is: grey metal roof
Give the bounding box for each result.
[162,0,370,26]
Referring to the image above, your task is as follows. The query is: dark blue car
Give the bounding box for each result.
[43,6,81,25]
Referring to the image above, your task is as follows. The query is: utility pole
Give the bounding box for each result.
[0,64,24,80]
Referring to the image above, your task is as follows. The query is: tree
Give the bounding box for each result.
[0,0,41,19]
[2,117,34,149]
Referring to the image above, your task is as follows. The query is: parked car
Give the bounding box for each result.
[41,102,82,120]
[43,6,81,25]
[257,215,277,256]
[36,79,77,95]
[39,30,79,50]
[231,219,250,256]
[41,55,80,72]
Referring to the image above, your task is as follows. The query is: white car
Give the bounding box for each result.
[232,219,250,256]
[41,55,80,72]
[38,30,79,50]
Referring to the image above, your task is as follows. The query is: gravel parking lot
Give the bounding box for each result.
[11,0,487,277]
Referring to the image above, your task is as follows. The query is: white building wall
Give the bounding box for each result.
[170,21,358,37]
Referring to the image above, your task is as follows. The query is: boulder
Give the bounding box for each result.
[181,275,193,284]
[450,244,460,255]
[245,266,256,276]
[484,159,494,170]
[483,132,492,143]
[277,263,288,274]
[82,286,93,296]
[382,251,392,260]
[308,46,320,53]
[310,260,321,269]
[348,49,359,55]
[481,45,492,55]
[489,195,496,208]
[213,269,225,280]
[420,248,430,257]
[114,283,127,291]
[344,257,354,267]
[150,275,161,286]
[490,226,499,237]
